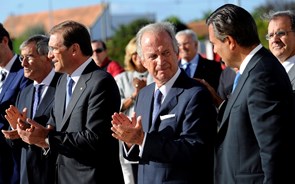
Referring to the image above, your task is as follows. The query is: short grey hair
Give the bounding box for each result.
[20,34,49,55]
[175,29,199,43]
[136,22,179,59]
[264,10,295,31]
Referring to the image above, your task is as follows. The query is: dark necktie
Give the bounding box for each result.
[152,89,162,122]
[33,84,44,117]
[185,63,191,77]
[66,77,74,108]
[0,70,7,88]
[232,71,241,92]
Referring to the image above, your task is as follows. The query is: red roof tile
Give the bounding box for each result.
[3,3,106,38]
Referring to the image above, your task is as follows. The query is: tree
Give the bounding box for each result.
[107,18,154,67]
[163,16,188,33]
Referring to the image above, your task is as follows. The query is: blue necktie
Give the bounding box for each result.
[232,71,241,92]
[152,89,162,122]
[66,77,74,108]
[185,63,191,77]
[33,84,44,117]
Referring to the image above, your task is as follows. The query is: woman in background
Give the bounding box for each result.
[114,37,153,184]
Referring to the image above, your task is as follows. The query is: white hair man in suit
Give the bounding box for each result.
[111,22,217,184]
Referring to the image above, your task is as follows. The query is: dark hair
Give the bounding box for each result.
[20,34,49,55]
[206,4,260,47]
[264,10,295,31]
[49,20,92,56]
[91,39,107,50]
[0,23,13,50]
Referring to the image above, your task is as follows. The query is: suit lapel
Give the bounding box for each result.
[149,72,184,131]
[150,88,180,131]
[26,85,34,118]
[60,61,98,129]
[140,84,154,132]
[62,76,87,126]
[0,58,22,101]
[288,65,295,90]
[35,73,61,117]
[194,55,204,78]
[219,48,262,130]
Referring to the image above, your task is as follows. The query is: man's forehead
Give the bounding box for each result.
[49,34,63,46]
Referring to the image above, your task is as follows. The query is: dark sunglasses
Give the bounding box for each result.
[93,48,105,53]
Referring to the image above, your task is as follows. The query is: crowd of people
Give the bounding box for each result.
[0,3,295,184]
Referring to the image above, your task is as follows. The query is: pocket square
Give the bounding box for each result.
[160,114,176,120]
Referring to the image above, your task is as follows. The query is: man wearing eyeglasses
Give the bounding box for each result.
[266,10,295,90]
[207,4,295,183]
[91,40,124,77]
[2,34,61,184]
[0,23,32,184]
[15,21,124,184]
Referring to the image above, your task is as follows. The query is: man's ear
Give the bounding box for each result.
[225,36,236,50]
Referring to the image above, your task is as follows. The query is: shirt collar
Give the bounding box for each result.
[0,54,18,74]
[155,68,181,102]
[68,57,92,84]
[239,44,262,74]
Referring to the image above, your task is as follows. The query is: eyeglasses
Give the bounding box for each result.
[265,30,295,40]
[48,45,69,54]
[93,48,105,54]
[19,55,34,62]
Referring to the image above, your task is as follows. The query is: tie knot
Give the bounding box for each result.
[67,77,74,97]
[184,63,191,77]
[0,70,7,82]
[154,89,162,104]
[36,84,44,90]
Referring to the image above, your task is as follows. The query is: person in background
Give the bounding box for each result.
[176,29,222,91]
[0,23,32,184]
[15,20,124,184]
[2,34,61,184]
[115,37,153,184]
[111,22,217,184]
[266,10,295,90]
[216,65,237,101]
[207,4,295,183]
[91,40,124,77]
[115,37,153,116]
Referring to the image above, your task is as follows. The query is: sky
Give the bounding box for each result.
[0,0,267,24]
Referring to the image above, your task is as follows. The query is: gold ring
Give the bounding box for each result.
[135,84,139,88]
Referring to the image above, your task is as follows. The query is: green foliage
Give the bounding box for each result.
[163,16,188,33]
[12,24,46,54]
[106,18,154,67]
[252,1,295,49]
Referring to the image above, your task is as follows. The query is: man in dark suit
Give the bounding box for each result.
[0,23,32,184]
[266,10,295,90]
[16,21,124,184]
[176,29,222,91]
[207,4,295,183]
[111,22,217,184]
[2,35,61,184]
